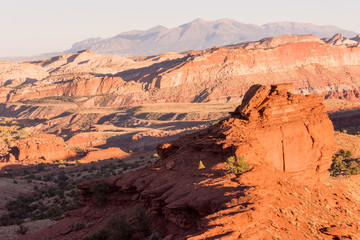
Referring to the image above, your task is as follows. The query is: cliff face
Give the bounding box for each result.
[0,134,76,166]
[2,34,360,108]
[21,85,356,240]
[158,83,336,183]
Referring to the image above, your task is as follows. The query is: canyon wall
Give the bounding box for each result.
[2,34,360,107]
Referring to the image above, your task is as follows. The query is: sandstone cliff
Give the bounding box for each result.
[0,134,76,166]
[19,85,360,240]
[3,34,360,108]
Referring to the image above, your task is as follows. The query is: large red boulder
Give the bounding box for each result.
[160,83,336,182]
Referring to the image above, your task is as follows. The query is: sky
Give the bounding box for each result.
[0,0,359,57]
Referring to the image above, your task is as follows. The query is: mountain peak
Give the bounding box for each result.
[66,19,357,57]
[3,19,358,62]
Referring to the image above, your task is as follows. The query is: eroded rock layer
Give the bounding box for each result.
[3,34,360,111]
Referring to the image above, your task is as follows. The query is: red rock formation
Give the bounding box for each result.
[79,147,129,163]
[160,83,336,183]
[20,84,350,240]
[3,35,360,107]
[0,134,76,166]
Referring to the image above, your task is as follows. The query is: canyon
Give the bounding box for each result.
[2,34,360,110]
[2,33,360,239]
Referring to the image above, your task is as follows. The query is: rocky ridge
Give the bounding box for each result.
[19,84,360,240]
[2,34,360,111]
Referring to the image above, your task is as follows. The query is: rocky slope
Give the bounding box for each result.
[18,84,360,240]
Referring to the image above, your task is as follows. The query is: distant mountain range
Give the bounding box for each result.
[1,18,358,62]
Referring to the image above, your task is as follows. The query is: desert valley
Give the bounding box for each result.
[2,18,360,239]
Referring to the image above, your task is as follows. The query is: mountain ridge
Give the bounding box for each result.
[0,19,357,62]
[67,18,357,56]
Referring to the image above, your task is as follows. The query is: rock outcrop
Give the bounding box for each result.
[0,134,76,166]
[323,33,358,46]
[20,84,348,240]
[79,147,129,163]
[159,83,336,182]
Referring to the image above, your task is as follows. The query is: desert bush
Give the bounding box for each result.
[16,224,28,235]
[83,214,133,240]
[90,180,112,206]
[225,155,250,175]
[73,146,84,152]
[345,161,360,175]
[36,163,45,172]
[345,151,352,158]
[131,206,150,235]
[331,155,346,175]
[149,232,163,240]
[73,221,84,231]
[45,204,62,220]
[331,155,360,176]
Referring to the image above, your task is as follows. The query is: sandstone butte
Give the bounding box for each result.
[0,134,77,167]
[2,34,360,109]
[19,84,360,240]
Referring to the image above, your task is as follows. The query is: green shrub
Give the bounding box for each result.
[90,181,112,206]
[131,206,150,235]
[345,151,353,158]
[16,224,28,235]
[331,155,346,175]
[346,161,360,175]
[225,155,250,175]
[36,163,45,172]
[83,214,133,240]
[331,155,360,176]
[45,204,62,220]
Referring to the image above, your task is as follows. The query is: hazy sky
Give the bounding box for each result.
[0,0,359,57]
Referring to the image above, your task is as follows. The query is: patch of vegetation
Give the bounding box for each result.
[0,117,30,144]
[93,94,118,107]
[90,180,112,206]
[16,224,28,235]
[225,155,251,175]
[0,153,150,227]
[21,95,81,104]
[330,150,360,176]
[0,170,82,226]
[83,206,151,240]
[83,214,133,240]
